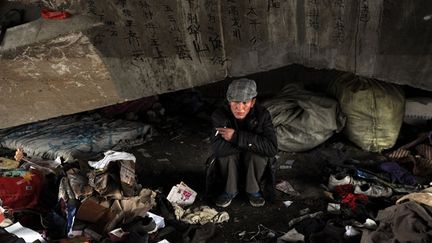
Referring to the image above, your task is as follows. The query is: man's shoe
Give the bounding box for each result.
[215,192,236,208]
[354,184,392,198]
[328,173,366,190]
[248,192,265,207]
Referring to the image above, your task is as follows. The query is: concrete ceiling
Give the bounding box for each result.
[0,0,431,128]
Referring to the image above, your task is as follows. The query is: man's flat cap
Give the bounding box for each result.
[226,78,257,102]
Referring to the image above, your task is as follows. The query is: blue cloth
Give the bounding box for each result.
[379,161,417,186]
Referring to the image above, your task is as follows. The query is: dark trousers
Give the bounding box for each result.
[218,152,268,194]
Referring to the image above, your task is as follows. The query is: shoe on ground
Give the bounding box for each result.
[328,173,366,190]
[248,192,265,207]
[354,183,392,198]
[215,192,237,208]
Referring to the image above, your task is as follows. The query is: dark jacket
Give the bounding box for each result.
[210,103,278,158]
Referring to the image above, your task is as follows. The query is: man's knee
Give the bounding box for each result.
[217,154,238,163]
[244,152,269,165]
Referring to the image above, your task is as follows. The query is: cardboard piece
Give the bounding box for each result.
[76,198,115,233]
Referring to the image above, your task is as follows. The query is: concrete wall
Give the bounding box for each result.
[0,0,431,128]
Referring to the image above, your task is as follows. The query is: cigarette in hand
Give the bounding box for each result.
[215,126,226,136]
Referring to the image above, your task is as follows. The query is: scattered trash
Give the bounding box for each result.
[327,203,341,214]
[298,208,311,216]
[404,97,432,125]
[0,157,19,169]
[88,150,136,170]
[0,206,12,227]
[283,200,293,207]
[5,222,46,243]
[76,198,115,234]
[275,180,299,196]
[108,228,128,241]
[167,181,197,206]
[323,190,334,200]
[279,159,295,169]
[83,228,102,242]
[277,228,305,242]
[157,240,170,243]
[362,218,378,230]
[236,224,277,242]
[41,9,71,20]
[170,135,183,141]
[173,205,229,225]
[148,212,165,230]
[288,211,324,228]
[344,225,361,237]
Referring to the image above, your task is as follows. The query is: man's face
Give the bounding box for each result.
[229,98,256,120]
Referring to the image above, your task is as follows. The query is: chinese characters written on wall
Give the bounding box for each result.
[88,0,364,68]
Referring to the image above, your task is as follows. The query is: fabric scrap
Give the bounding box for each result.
[397,187,432,208]
[361,201,432,243]
[174,205,229,225]
[379,161,417,186]
[342,193,368,210]
[89,150,136,170]
[41,9,71,19]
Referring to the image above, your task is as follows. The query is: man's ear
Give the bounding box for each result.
[251,98,256,107]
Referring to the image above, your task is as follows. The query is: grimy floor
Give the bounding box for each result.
[129,110,393,243]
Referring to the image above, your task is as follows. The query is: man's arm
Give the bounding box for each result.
[210,109,239,157]
[235,109,278,157]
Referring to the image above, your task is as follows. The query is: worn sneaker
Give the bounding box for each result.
[354,184,392,198]
[248,192,265,207]
[215,192,237,208]
[328,174,366,190]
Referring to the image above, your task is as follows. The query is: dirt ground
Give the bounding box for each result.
[0,94,428,242]
[128,107,393,243]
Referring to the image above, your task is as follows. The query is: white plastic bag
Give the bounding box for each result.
[167,181,197,206]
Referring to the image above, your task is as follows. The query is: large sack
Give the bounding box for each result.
[328,74,405,152]
[0,169,44,210]
[263,83,345,152]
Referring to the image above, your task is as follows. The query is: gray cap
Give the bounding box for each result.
[226,78,257,102]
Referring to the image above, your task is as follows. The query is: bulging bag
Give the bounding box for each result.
[0,169,43,210]
[263,83,346,152]
[327,74,405,152]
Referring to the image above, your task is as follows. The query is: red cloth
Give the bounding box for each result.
[342,193,368,210]
[41,9,71,20]
[334,184,354,197]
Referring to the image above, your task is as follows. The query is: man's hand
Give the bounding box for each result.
[216,127,235,141]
